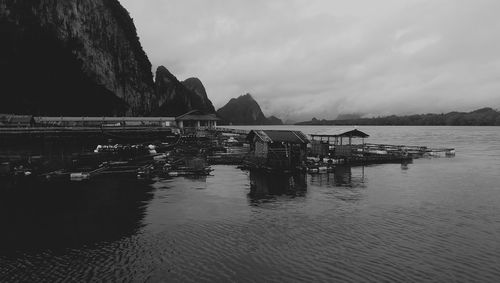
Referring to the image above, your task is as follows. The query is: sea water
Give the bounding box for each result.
[1,126,500,282]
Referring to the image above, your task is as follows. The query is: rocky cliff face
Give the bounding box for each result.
[266,115,283,125]
[0,0,151,115]
[154,66,215,116]
[0,0,217,117]
[217,94,283,125]
[182,77,215,113]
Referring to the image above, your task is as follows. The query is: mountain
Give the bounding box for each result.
[336,113,363,120]
[217,94,283,125]
[0,0,157,116]
[0,0,214,117]
[182,78,215,113]
[296,107,500,126]
[267,116,284,125]
[153,66,215,116]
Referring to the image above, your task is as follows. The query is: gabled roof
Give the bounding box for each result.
[311,128,369,138]
[176,110,221,121]
[176,110,201,119]
[247,130,309,144]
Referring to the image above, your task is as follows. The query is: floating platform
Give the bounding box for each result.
[0,126,178,145]
[361,143,455,158]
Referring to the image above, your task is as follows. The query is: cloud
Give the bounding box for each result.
[121,0,500,120]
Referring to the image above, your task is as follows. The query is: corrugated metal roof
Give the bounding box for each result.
[176,109,220,121]
[248,130,309,144]
[176,114,220,121]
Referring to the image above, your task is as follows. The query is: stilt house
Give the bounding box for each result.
[247,130,309,170]
[175,110,220,135]
[310,129,369,157]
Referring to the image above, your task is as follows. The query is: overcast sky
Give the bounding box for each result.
[120,0,500,121]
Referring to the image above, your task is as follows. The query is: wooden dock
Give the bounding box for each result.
[0,126,176,135]
[0,126,177,144]
[361,143,455,158]
[214,127,250,135]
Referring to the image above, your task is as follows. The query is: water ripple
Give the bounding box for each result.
[2,130,500,283]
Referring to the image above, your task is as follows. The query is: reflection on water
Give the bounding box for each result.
[308,166,368,203]
[247,166,368,205]
[0,177,154,256]
[248,170,307,203]
[309,166,366,188]
[2,125,500,282]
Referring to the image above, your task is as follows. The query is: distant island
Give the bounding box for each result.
[296,108,500,126]
[217,94,283,125]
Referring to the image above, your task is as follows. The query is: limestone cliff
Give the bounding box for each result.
[0,0,155,115]
[217,94,283,125]
[182,77,215,113]
[266,115,284,125]
[154,66,215,117]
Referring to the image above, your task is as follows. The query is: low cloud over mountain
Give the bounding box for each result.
[122,0,500,120]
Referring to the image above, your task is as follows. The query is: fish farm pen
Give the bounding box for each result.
[1,117,456,188]
[306,129,455,170]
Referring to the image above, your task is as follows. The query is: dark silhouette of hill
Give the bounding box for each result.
[0,0,215,117]
[217,94,283,125]
[296,108,500,126]
[181,77,216,113]
[153,66,215,116]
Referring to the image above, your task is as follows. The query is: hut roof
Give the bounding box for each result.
[247,130,309,144]
[176,110,221,121]
[311,129,369,138]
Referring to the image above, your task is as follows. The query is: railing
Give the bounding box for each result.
[362,143,455,157]
[181,126,216,136]
[214,127,250,135]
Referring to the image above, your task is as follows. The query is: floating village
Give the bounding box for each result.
[0,111,456,189]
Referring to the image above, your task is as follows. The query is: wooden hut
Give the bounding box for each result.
[175,110,220,135]
[246,130,309,170]
[310,129,369,157]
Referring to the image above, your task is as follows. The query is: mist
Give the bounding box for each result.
[120,0,500,121]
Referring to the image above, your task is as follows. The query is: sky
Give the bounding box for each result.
[120,0,500,122]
